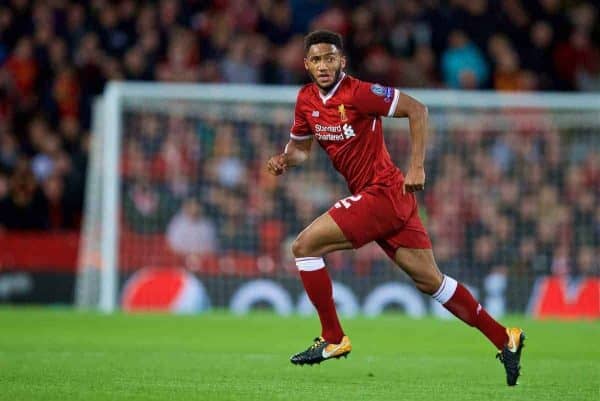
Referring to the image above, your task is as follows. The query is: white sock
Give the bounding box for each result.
[431,275,458,304]
[295,257,325,271]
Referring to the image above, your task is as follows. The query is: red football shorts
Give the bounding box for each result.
[328,182,432,259]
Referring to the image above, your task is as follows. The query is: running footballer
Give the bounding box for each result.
[266,30,525,386]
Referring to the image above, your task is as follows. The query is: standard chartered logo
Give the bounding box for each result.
[314,123,356,141]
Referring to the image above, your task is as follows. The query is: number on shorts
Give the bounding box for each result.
[334,195,363,209]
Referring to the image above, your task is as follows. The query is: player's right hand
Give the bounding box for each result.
[266,154,287,176]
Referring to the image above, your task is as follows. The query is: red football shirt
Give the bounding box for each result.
[290,73,403,194]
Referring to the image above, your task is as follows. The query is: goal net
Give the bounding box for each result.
[77,83,600,318]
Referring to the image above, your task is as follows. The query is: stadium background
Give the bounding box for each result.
[1,2,599,401]
[0,0,598,314]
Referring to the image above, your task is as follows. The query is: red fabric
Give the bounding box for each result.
[299,268,344,343]
[0,231,276,275]
[290,75,403,194]
[0,231,79,272]
[443,283,508,349]
[328,180,431,259]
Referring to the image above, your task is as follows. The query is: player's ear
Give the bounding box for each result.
[340,55,346,70]
[304,57,309,71]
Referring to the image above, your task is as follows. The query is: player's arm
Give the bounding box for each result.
[392,92,429,194]
[268,90,313,176]
[266,137,313,176]
[352,82,428,193]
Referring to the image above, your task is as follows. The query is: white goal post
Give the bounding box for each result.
[77,82,600,314]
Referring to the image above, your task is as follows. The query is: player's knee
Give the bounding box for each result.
[291,235,316,258]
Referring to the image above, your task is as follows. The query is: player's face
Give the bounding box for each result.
[304,44,346,92]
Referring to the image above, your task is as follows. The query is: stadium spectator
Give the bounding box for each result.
[30,131,60,182]
[582,151,600,188]
[0,159,48,229]
[472,235,502,282]
[4,37,38,109]
[441,30,489,89]
[156,28,201,82]
[166,197,218,255]
[574,246,599,279]
[522,21,556,89]
[206,123,246,189]
[152,117,201,183]
[488,34,535,91]
[123,46,152,80]
[258,0,293,46]
[42,173,78,230]
[0,170,9,204]
[213,187,258,253]
[573,190,597,247]
[554,28,600,91]
[0,132,19,171]
[220,35,259,83]
[122,177,175,234]
[398,45,440,88]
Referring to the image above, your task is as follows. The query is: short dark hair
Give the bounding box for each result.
[304,30,343,53]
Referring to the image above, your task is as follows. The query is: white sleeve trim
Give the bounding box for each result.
[290,133,312,140]
[386,88,400,117]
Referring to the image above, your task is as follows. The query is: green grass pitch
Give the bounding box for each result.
[1,308,598,401]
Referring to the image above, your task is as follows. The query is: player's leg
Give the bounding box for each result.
[289,212,353,365]
[377,189,516,352]
[393,247,509,346]
[390,245,525,385]
[292,211,352,344]
[375,183,524,385]
[290,187,415,366]
[292,212,353,257]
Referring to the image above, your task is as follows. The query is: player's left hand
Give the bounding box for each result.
[403,166,425,194]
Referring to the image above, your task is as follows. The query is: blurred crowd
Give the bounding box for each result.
[0,0,599,283]
[118,109,600,285]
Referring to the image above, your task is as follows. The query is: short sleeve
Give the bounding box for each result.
[353,81,400,117]
[289,91,312,140]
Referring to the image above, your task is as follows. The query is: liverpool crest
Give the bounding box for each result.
[338,104,348,122]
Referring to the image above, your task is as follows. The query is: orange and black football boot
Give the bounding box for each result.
[497,327,526,386]
[290,336,352,365]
